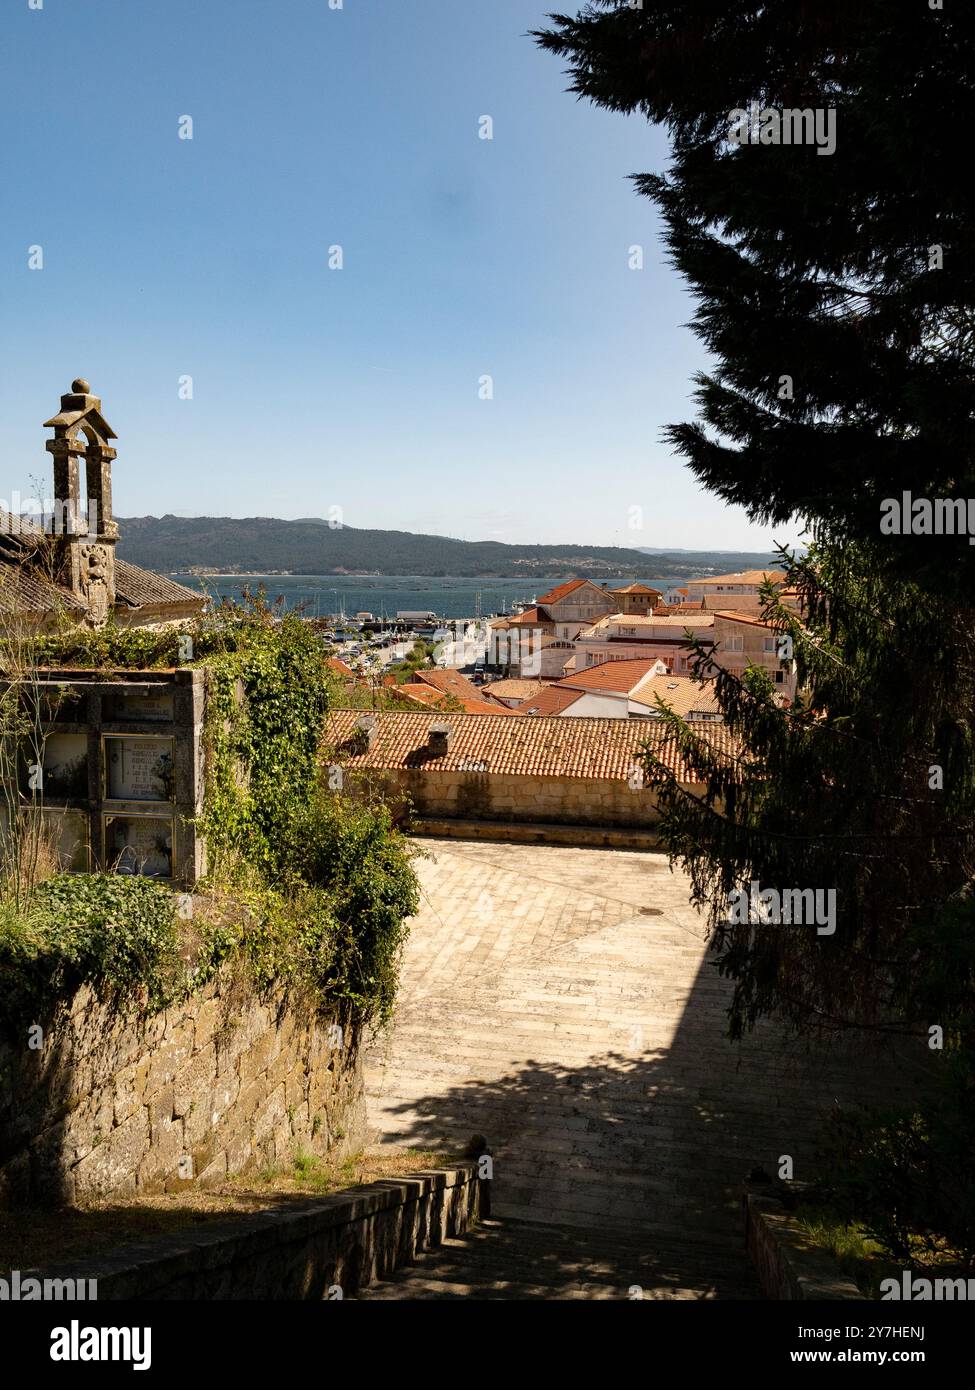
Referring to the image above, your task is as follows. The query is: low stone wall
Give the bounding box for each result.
[0,971,363,1208]
[377,769,663,829]
[35,1166,485,1299]
[412,816,660,850]
[744,1186,864,1300]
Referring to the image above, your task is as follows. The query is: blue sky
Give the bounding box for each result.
[1,0,800,552]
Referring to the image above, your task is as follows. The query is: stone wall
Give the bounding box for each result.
[366,768,663,829]
[36,1166,485,1300]
[0,971,363,1208]
[744,1186,864,1300]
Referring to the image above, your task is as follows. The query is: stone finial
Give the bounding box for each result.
[72,377,91,394]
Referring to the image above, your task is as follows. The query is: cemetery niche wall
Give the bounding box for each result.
[15,666,206,885]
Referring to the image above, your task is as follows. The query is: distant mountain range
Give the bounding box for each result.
[115,515,780,581]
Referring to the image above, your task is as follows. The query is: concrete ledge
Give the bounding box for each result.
[744,1186,865,1300]
[30,1164,486,1300]
[411,817,661,850]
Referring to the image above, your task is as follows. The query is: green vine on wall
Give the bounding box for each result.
[3,591,419,1029]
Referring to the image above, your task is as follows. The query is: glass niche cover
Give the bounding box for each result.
[22,733,88,800]
[105,685,175,723]
[104,815,173,878]
[105,736,175,802]
[43,808,90,872]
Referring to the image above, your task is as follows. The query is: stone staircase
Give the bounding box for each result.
[359,1215,763,1300]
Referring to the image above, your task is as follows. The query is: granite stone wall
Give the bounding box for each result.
[376,769,664,828]
[744,1187,863,1300]
[0,971,363,1208]
[37,1166,486,1300]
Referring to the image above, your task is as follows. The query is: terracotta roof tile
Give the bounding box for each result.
[482,678,546,700]
[535,578,590,604]
[0,512,202,618]
[561,657,665,693]
[630,674,722,717]
[325,708,736,780]
[519,687,586,716]
[688,569,786,587]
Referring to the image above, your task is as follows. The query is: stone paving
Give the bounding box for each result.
[365,839,916,1292]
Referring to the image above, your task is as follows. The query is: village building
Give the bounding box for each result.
[514,659,722,721]
[682,568,796,613]
[326,707,736,843]
[574,611,718,671]
[573,609,795,698]
[609,581,663,615]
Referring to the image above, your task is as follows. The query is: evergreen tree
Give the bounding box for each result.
[536,1,975,1261]
[535,0,975,601]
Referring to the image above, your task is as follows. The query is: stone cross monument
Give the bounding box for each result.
[43,378,119,627]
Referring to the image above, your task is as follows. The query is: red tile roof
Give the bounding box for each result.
[611,583,663,595]
[688,569,786,587]
[561,657,665,694]
[326,708,736,780]
[481,678,546,701]
[630,674,722,717]
[327,656,356,678]
[535,578,590,604]
[406,669,518,714]
[713,610,777,628]
[519,687,586,716]
[505,606,553,626]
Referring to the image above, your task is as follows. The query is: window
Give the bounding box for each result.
[763,637,776,653]
[725,635,744,653]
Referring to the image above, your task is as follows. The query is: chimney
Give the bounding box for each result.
[428,720,453,754]
[354,714,377,750]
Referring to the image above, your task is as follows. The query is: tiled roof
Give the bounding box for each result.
[327,656,356,678]
[505,606,553,627]
[519,686,586,716]
[713,610,777,628]
[535,578,606,605]
[325,708,736,780]
[398,683,520,716]
[630,674,722,717]
[588,613,715,630]
[482,678,546,700]
[114,560,202,611]
[413,668,487,700]
[0,513,202,618]
[687,569,786,587]
[611,583,662,595]
[562,657,665,694]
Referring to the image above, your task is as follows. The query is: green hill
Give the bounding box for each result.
[115,515,778,581]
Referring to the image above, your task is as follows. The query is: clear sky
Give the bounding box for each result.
[1,0,800,552]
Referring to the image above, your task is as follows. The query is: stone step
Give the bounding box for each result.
[358,1218,762,1301]
[431,1219,751,1271]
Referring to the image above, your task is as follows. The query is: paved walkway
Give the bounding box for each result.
[364,839,913,1293]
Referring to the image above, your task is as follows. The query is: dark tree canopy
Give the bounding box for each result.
[535,0,975,602]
